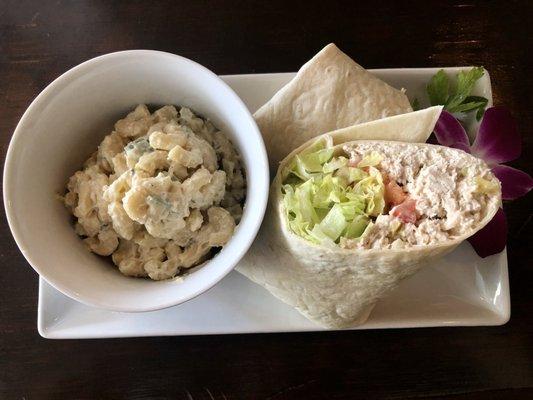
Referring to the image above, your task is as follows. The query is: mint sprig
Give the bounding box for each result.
[426,67,488,121]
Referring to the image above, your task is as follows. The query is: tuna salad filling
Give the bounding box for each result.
[281,139,500,250]
[64,105,246,280]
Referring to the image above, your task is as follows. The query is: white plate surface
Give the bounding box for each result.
[38,69,510,339]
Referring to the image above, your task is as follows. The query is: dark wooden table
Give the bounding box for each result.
[1,1,532,399]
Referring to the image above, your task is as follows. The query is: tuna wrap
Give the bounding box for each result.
[237,107,501,328]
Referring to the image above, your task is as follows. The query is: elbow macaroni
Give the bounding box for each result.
[64,105,245,280]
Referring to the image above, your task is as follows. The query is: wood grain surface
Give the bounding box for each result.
[1,1,532,399]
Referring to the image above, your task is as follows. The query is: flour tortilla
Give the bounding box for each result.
[237,107,500,328]
[254,43,413,174]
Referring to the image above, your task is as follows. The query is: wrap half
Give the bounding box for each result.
[238,107,501,328]
[254,43,413,173]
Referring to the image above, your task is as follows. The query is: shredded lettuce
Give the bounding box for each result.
[282,142,385,246]
[287,140,334,180]
[298,148,334,173]
[352,167,385,217]
[344,215,370,239]
[308,225,337,248]
[357,151,383,168]
[323,156,347,173]
[336,166,368,185]
[319,204,348,241]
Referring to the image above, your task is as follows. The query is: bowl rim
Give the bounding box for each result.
[3,49,270,312]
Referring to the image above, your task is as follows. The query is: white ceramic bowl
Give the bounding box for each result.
[3,50,269,312]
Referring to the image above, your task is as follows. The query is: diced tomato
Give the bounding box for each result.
[384,179,408,207]
[391,198,418,224]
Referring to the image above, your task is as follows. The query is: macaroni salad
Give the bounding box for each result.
[64,105,245,280]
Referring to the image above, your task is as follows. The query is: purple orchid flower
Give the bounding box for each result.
[432,107,533,257]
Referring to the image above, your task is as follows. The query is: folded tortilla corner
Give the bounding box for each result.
[254,43,414,173]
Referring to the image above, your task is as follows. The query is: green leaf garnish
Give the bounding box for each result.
[426,67,488,120]
[446,67,485,111]
[427,70,450,106]
[468,96,489,121]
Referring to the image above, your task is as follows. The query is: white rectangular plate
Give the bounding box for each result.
[38,69,510,339]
